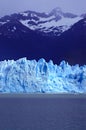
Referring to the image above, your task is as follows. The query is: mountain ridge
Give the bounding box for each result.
[0,7,83,36]
[0,8,86,65]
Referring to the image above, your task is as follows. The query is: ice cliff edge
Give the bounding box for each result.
[0,57,86,93]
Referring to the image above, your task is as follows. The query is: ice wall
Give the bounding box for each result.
[0,57,86,93]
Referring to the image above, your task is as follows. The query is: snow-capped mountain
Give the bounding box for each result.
[0,7,82,36]
[0,58,86,93]
[0,8,86,65]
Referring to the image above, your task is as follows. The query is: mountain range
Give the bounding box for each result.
[0,7,86,65]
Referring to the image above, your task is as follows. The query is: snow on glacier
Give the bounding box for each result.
[0,57,86,93]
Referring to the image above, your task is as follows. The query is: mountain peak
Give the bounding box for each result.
[52,7,62,13]
[0,7,83,37]
[50,7,63,16]
[49,7,78,19]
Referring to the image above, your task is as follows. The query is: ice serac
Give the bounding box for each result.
[0,57,86,93]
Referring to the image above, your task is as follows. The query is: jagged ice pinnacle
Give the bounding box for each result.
[0,57,86,93]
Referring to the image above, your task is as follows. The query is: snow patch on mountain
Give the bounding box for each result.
[0,21,7,25]
[0,8,84,36]
[0,58,86,93]
[20,12,29,17]
[38,15,55,22]
[20,15,82,35]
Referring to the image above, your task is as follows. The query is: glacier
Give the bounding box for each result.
[0,57,86,93]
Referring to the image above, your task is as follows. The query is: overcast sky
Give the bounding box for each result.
[0,0,86,17]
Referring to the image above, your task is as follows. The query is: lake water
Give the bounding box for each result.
[0,94,86,130]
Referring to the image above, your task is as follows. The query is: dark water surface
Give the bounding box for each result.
[0,94,86,130]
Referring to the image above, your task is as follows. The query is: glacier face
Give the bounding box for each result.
[0,57,86,93]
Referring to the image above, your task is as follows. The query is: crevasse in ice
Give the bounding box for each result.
[0,57,86,93]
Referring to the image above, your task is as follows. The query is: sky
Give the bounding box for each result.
[0,0,86,17]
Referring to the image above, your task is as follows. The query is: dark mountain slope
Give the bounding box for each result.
[0,9,86,65]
